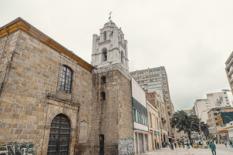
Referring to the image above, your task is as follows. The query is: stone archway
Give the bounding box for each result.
[47,114,71,155]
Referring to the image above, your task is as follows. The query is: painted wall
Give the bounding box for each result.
[132,78,147,107]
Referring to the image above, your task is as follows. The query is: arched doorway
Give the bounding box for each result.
[47,114,71,155]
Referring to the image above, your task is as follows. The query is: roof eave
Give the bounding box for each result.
[0,17,93,72]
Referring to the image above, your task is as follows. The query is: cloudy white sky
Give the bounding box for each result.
[1,0,233,110]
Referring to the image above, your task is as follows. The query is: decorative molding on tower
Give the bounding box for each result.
[92,64,131,80]
[91,20,129,73]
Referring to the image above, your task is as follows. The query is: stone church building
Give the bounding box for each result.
[0,18,135,155]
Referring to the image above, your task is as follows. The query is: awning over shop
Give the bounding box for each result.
[221,112,233,124]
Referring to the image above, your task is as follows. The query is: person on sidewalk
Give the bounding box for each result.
[224,140,227,148]
[209,141,216,155]
[230,140,233,148]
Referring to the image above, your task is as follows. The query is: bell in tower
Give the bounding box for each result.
[91,17,129,72]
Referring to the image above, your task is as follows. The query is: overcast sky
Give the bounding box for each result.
[1,0,233,110]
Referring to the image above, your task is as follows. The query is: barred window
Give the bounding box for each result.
[59,65,73,93]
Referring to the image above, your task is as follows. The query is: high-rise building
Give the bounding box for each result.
[130,67,174,137]
[131,67,174,111]
[130,67,168,98]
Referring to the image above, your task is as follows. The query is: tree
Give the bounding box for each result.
[171,111,200,145]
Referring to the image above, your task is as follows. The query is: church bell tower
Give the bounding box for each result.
[91,19,129,72]
[90,17,134,155]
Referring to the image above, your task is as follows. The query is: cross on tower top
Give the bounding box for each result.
[108,11,112,21]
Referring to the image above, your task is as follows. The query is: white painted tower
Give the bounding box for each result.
[91,20,129,72]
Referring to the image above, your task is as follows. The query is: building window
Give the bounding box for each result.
[101,76,106,84]
[133,108,136,121]
[149,113,152,128]
[103,31,107,40]
[99,134,104,154]
[100,92,106,101]
[59,65,73,93]
[102,48,107,61]
[132,98,148,126]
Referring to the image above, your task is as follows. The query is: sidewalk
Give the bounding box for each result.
[217,144,233,151]
[143,145,233,155]
[143,147,192,155]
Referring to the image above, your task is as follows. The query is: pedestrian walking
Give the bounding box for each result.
[209,141,216,155]
[230,140,233,148]
[224,140,227,148]
[170,142,174,150]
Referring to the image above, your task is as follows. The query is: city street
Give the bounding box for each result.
[1,1,233,155]
[144,145,233,155]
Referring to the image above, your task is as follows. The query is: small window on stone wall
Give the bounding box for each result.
[101,76,106,84]
[58,65,73,93]
[100,92,106,101]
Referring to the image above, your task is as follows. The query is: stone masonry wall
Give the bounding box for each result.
[91,69,134,155]
[117,71,134,155]
[0,30,93,155]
